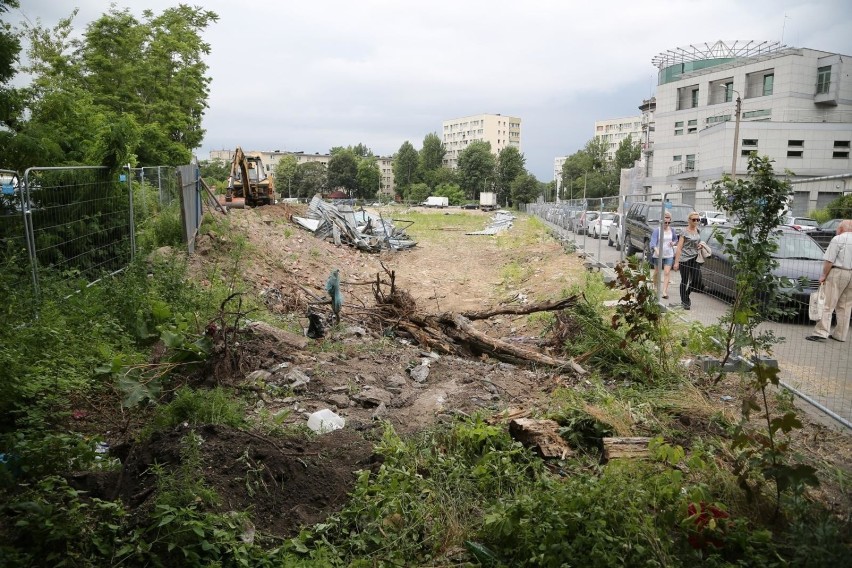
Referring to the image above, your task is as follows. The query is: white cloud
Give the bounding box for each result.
[11,0,852,179]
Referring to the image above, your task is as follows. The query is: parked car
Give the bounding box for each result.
[781,215,819,232]
[575,211,599,235]
[607,213,623,249]
[698,225,824,316]
[623,202,694,257]
[809,218,841,249]
[699,210,728,225]
[590,212,617,239]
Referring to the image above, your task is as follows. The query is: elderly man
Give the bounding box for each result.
[807,219,852,342]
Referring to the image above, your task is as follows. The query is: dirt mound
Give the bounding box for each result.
[115,424,376,537]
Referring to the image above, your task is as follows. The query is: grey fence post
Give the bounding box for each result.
[127,164,136,260]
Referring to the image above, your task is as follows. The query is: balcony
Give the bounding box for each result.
[668,159,698,178]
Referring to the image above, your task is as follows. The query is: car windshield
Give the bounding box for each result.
[795,218,818,227]
[600,213,616,221]
[705,211,725,219]
[647,205,691,223]
[820,219,840,230]
[772,232,824,260]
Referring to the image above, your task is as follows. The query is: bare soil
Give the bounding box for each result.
[75,203,851,540]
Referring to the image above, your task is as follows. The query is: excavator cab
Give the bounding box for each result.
[226,147,275,206]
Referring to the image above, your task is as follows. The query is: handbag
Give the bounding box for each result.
[809,283,826,321]
[696,241,712,264]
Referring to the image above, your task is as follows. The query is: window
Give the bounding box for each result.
[723,82,733,102]
[688,127,697,134]
[706,114,731,124]
[817,66,831,94]
[687,119,697,126]
[742,109,771,119]
[675,121,684,127]
[834,151,850,159]
[788,140,804,147]
[741,150,754,157]
[787,150,803,158]
[762,74,774,96]
[685,155,696,170]
[673,155,682,161]
[691,88,699,108]
[835,141,850,148]
[675,129,683,136]
[742,139,758,147]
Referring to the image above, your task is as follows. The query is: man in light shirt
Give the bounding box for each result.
[807,219,852,342]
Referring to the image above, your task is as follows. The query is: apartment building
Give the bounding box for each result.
[208,149,396,197]
[594,115,644,161]
[553,156,567,197]
[639,40,852,214]
[442,113,522,169]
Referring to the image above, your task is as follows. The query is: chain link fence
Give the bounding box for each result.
[528,193,851,430]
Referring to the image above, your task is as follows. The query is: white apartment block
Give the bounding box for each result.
[442,113,522,169]
[594,115,644,161]
[639,40,852,215]
[553,156,567,197]
[208,149,396,197]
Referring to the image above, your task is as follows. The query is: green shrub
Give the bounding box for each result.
[145,387,246,436]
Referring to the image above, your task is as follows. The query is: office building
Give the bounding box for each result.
[442,113,522,169]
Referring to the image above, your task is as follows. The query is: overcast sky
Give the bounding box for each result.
[12,1,852,180]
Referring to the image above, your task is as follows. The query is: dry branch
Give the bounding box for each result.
[461,295,579,320]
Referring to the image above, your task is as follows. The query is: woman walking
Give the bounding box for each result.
[649,211,677,298]
[673,211,703,310]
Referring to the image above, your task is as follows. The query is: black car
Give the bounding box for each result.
[623,202,694,257]
[698,225,824,316]
[809,218,841,249]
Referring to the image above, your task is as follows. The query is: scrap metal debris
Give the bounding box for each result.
[466,210,515,235]
[292,194,416,251]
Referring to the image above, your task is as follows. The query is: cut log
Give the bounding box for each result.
[509,418,574,459]
[602,437,651,461]
[461,295,579,320]
[246,321,309,351]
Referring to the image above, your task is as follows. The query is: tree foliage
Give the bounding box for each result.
[496,146,526,206]
[293,161,327,198]
[456,141,496,200]
[419,133,445,172]
[1,5,217,170]
[392,141,419,198]
[326,149,358,194]
[510,172,540,206]
[273,154,299,197]
[355,158,380,200]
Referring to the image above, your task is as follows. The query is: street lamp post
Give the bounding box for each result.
[721,86,742,181]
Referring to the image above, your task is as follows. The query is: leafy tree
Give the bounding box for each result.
[352,143,373,158]
[456,140,496,200]
[560,137,619,201]
[326,149,358,193]
[0,0,23,131]
[495,146,526,206]
[433,182,465,206]
[355,157,380,200]
[405,182,430,205]
[273,154,298,197]
[392,141,419,198]
[419,133,445,172]
[293,161,327,198]
[613,134,641,171]
[510,172,541,206]
[8,5,218,168]
[422,166,456,191]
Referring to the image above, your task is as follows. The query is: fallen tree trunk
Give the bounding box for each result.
[461,295,579,320]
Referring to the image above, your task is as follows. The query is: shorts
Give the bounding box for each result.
[651,257,674,267]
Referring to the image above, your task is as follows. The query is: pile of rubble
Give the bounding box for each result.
[292,195,416,252]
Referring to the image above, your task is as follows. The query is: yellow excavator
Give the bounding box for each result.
[225,147,275,207]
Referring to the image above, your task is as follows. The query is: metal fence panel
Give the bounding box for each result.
[528,196,851,429]
[22,166,134,296]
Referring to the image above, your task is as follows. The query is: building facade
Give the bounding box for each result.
[594,115,644,162]
[442,113,522,169]
[639,40,852,214]
[553,156,567,198]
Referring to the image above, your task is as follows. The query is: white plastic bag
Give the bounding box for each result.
[808,284,826,321]
[307,409,345,433]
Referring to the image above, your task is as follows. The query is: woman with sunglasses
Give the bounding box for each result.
[673,212,703,310]
[650,212,677,298]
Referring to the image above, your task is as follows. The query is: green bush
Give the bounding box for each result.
[146,387,246,436]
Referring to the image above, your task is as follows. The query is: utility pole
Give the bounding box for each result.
[721,85,743,181]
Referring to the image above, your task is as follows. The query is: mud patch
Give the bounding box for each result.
[111,424,376,538]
